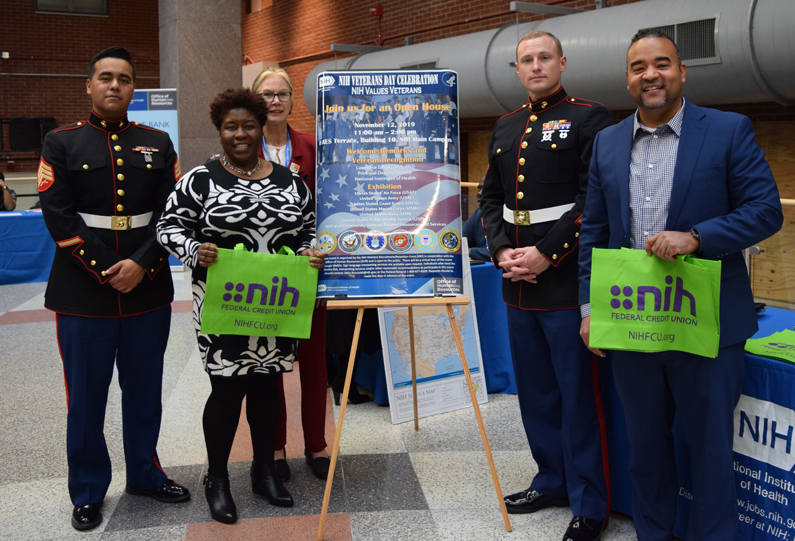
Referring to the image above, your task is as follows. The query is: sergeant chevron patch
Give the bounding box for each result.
[37,159,54,192]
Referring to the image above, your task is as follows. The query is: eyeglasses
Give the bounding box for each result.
[258,91,292,103]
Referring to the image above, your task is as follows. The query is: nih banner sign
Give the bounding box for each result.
[128,89,179,156]
[734,395,795,539]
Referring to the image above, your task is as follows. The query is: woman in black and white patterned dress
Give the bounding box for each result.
[157,88,326,524]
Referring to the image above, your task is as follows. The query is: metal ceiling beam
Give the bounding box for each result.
[509,1,585,16]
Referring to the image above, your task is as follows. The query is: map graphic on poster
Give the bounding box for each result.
[315,70,462,298]
[383,305,478,388]
[378,248,487,424]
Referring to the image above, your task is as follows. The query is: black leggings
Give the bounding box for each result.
[203,373,280,477]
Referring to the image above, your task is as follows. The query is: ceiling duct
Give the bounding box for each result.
[303,0,795,117]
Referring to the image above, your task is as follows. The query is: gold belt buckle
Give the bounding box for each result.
[111,216,132,230]
[513,210,531,226]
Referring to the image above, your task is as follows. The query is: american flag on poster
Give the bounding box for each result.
[315,70,463,298]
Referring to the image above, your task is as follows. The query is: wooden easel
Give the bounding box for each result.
[316,297,512,540]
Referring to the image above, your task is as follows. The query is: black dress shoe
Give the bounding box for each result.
[305,449,331,479]
[71,503,102,531]
[274,447,290,482]
[503,487,569,514]
[251,460,294,507]
[562,516,608,541]
[125,479,191,503]
[203,473,237,524]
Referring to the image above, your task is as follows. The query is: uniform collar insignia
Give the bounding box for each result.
[88,110,129,132]
[527,87,568,113]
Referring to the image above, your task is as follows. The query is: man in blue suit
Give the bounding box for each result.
[578,30,782,541]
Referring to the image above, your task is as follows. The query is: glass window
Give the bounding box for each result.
[36,0,108,16]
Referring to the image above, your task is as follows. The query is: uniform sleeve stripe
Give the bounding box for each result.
[56,236,83,248]
[173,158,181,181]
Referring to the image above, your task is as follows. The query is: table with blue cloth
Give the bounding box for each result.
[606,306,795,541]
[0,210,55,285]
[1,210,183,287]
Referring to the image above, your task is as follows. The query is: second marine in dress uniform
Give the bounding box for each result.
[37,46,190,532]
[480,31,614,541]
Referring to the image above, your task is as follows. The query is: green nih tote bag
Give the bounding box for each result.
[201,243,318,339]
[745,330,795,365]
[589,248,721,358]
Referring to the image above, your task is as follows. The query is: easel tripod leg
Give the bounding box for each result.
[316,307,365,541]
[409,306,419,430]
[446,303,512,532]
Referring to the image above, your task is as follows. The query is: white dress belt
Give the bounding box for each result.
[78,212,153,230]
[503,203,575,226]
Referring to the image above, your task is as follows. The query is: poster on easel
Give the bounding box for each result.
[377,241,487,424]
[314,70,462,298]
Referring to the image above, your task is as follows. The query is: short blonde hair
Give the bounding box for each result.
[516,31,563,59]
[251,67,293,93]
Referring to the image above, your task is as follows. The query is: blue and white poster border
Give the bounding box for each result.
[315,70,463,298]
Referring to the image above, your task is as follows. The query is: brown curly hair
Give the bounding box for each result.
[209,88,268,130]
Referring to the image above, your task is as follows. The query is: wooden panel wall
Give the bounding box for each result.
[751,122,795,305]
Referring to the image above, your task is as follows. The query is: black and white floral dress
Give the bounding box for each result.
[157,159,314,377]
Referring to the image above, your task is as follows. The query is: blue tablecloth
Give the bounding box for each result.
[0,211,55,285]
[470,263,516,393]
[0,211,184,286]
[607,307,795,540]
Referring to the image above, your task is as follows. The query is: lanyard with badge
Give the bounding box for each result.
[261,130,291,166]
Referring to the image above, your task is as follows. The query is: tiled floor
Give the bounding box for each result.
[0,273,638,540]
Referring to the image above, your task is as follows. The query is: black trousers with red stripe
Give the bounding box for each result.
[56,305,171,505]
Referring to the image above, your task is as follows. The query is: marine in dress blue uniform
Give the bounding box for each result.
[480,32,613,541]
[37,47,189,531]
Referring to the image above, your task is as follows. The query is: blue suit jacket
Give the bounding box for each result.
[578,101,783,348]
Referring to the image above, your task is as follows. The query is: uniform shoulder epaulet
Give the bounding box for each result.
[52,121,87,134]
[566,96,604,108]
[131,121,167,135]
[498,104,528,120]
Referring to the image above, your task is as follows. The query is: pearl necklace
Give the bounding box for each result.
[222,155,261,176]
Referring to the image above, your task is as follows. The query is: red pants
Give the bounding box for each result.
[276,305,327,453]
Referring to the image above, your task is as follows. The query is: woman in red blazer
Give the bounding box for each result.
[252,67,329,480]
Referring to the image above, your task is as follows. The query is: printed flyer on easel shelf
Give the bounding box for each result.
[315,70,463,298]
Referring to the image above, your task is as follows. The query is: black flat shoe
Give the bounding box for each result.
[503,487,569,514]
[305,449,331,479]
[71,503,102,531]
[251,460,294,507]
[203,473,237,524]
[126,479,191,503]
[274,447,290,482]
[562,516,608,541]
